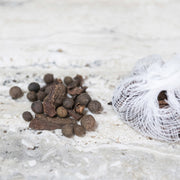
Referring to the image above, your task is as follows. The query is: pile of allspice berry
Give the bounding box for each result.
[9,74,102,138]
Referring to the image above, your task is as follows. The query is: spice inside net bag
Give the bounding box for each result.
[112,55,180,142]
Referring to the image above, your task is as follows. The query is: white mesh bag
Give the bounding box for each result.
[112,55,180,142]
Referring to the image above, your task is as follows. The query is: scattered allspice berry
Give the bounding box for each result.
[9,86,23,99]
[27,91,37,102]
[22,111,33,122]
[81,115,96,131]
[63,98,74,109]
[62,124,74,138]
[74,124,86,137]
[44,73,54,84]
[57,106,68,118]
[64,76,73,86]
[88,100,102,113]
[76,93,91,106]
[37,91,47,101]
[28,82,40,92]
[31,100,43,114]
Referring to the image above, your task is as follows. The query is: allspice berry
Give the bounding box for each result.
[57,106,68,118]
[62,124,74,138]
[44,73,54,84]
[81,115,96,131]
[63,98,74,109]
[28,82,40,92]
[88,100,102,114]
[76,93,91,106]
[22,111,33,122]
[74,124,86,137]
[27,91,37,102]
[64,76,73,86]
[37,91,47,101]
[31,100,43,114]
[9,86,23,99]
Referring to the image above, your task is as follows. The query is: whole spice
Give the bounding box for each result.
[76,93,91,106]
[37,91,47,101]
[29,114,75,130]
[88,100,102,113]
[44,73,54,84]
[81,115,96,131]
[22,111,33,121]
[9,86,23,99]
[63,98,74,109]
[64,76,73,86]
[28,82,40,92]
[68,86,87,96]
[27,91,37,102]
[74,124,86,137]
[57,106,68,118]
[43,80,66,117]
[31,100,43,114]
[62,124,74,138]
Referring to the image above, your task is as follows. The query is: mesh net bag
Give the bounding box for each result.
[112,55,180,142]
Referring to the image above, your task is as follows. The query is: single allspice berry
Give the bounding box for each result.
[31,100,43,114]
[63,98,74,109]
[80,115,96,131]
[88,100,102,114]
[27,91,37,102]
[57,106,68,118]
[44,73,54,84]
[76,93,91,106]
[64,76,73,86]
[9,86,23,99]
[28,82,40,92]
[37,91,47,101]
[62,124,74,138]
[22,111,33,122]
[74,124,86,137]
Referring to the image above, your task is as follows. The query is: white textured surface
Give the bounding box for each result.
[0,0,180,179]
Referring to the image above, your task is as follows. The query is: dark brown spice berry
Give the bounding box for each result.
[80,115,96,131]
[27,91,37,102]
[31,100,43,114]
[9,86,23,99]
[37,91,47,101]
[22,111,33,122]
[74,124,86,137]
[88,100,102,114]
[74,74,83,87]
[62,124,74,138]
[64,76,73,86]
[44,73,54,84]
[157,90,167,101]
[63,98,74,109]
[76,93,91,106]
[57,106,68,118]
[28,82,40,92]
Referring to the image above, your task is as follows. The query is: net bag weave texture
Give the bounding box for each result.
[112,55,180,142]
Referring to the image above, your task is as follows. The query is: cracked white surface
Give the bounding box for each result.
[0,0,180,179]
